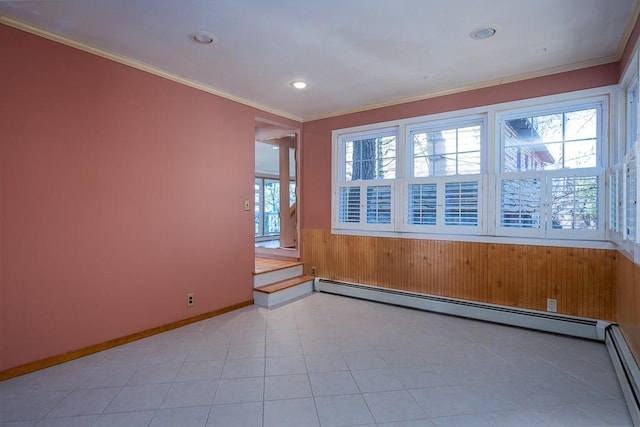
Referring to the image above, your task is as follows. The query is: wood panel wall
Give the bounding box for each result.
[616,254,640,362]
[302,229,616,321]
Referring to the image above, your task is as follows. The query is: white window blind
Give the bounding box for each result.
[609,170,619,233]
[444,181,479,226]
[626,152,637,242]
[498,175,543,235]
[367,185,392,224]
[404,176,482,234]
[407,183,437,226]
[337,186,361,224]
[550,175,598,231]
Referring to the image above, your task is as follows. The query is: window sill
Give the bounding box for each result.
[330,228,616,250]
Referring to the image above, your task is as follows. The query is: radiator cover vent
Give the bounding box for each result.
[606,326,640,425]
[316,279,610,341]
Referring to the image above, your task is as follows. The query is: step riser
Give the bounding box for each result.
[253,280,314,308]
[253,265,303,288]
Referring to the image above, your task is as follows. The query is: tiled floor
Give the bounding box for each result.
[0,292,633,426]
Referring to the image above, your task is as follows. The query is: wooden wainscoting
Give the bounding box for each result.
[616,254,640,362]
[302,229,616,321]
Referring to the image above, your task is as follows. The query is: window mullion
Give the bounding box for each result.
[542,174,550,237]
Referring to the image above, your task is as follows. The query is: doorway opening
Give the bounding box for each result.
[254,118,300,259]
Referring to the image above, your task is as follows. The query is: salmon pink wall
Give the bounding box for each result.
[301,64,619,230]
[0,24,299,372]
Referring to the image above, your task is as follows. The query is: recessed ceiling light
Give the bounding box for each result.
[470,27,497,40]
[290,81,308,89]
[191,31,217,45]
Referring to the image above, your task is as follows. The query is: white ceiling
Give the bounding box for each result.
[1,0,637,121]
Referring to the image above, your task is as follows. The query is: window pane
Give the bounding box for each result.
[457,151,481,175]
[565,109,597,140]
[458,126,482,152]
[500,178,541,228]
[263,179,280,235]
[531,114,564,143]
[264,179,280,236]
[367,185,391,224]
[345,135,396,181]
[551,176,598,230]
[289,181,296,207]
[345,161,354,180]
[254,179,261,237]
[408,183,437,225]
[338,187,360,223]
[412,132,430,177]
[445,182,478,226]
[503,108,598,172]
[564,139,597,169]
[412,124,481,177]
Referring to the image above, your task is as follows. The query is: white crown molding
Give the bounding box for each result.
[0,16,303,123]
[2,12,632,124]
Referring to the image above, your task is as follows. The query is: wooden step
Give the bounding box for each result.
[253,275,315,308]
[254,258,303,275]
[255,275,315,294]
[253,263,304,288]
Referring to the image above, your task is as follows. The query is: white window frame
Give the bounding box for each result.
[401,115,486,235]
[495,97,607,241]
[615,46,640,260]
[406,115,485,177]
[333,126,399,232]
[330,86,616,249]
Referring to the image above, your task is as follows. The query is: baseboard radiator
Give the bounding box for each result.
[315,279,611,341]
[606,325,640,425]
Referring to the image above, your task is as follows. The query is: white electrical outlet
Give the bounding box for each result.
[546,298,557,313]
[186,292,194,307]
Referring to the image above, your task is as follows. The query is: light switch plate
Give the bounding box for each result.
[244,200,250,211]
